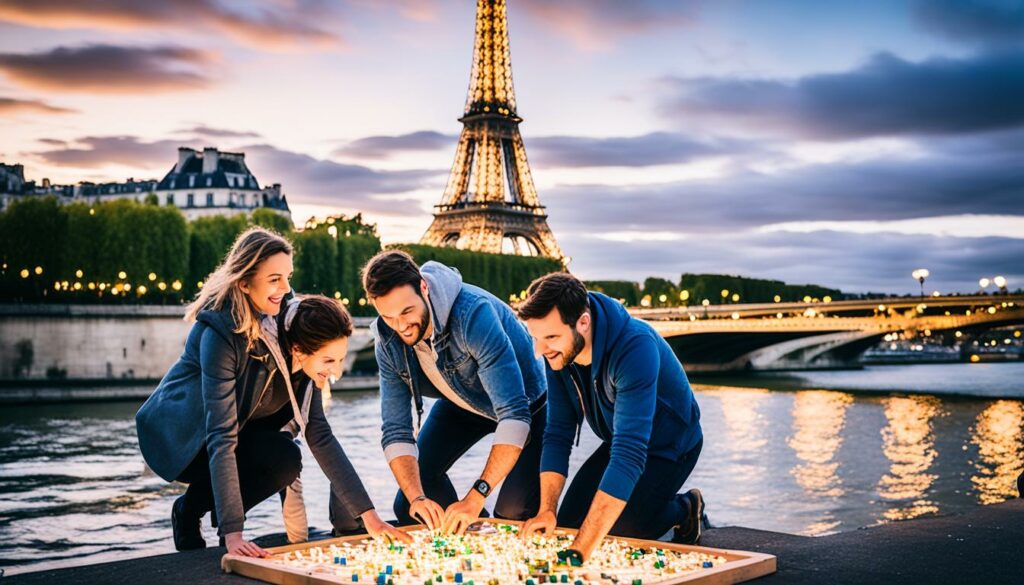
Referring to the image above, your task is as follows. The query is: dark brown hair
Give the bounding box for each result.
[361,249,422,299]
[517,272,589,326]
[288,296,353,355]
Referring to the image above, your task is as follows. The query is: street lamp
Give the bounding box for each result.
[979,277,990,294]
[994,275,1007,293]
[911,268,929,299]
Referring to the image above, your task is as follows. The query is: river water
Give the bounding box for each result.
[1,362,1022,575]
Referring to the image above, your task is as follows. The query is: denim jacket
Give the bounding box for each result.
[372,262,546,462]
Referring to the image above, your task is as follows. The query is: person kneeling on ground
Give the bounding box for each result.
[136,227,408,557]
[517,272,706,562]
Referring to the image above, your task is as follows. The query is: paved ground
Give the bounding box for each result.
[6,499,1022,585]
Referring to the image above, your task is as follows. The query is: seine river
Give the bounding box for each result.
[1,362,1022,575]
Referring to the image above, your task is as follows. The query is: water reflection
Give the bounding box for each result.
[877,395,943,521]
[787,391,853,534]
[970,400,1024,504]
[705,388,770,511]
[1,370,1023,574]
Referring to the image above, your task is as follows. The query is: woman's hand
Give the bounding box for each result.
[361,509,413,544]
[224,531,269,557]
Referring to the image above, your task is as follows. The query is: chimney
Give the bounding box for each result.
[42,178,50,188]
[202,147,219,175]
[176,147,194,173]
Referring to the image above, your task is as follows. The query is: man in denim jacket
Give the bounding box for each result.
[363,250,547,534]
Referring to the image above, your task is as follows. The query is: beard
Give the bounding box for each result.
[554,328,586,369]
[399,293,431,347]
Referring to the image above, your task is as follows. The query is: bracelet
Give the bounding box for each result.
[412,495,427,503]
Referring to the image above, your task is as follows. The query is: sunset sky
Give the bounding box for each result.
[1,0,1021,293]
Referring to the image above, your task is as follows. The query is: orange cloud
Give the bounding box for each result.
[0,96,76,114]
[0,0,341,51]
[518,0,696,51]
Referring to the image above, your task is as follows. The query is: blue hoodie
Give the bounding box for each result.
[540,292,702,501]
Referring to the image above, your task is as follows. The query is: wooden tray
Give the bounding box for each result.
[222,519,776,585]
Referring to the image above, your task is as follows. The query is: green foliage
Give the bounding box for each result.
[251,207,294,234]
[293,230,338,295]
[296,214,382,315]
[0,198,297,303]
[642,277,679,306]
[585,280,641,306]
[678,273,842,305]
[2,199,846,311]
[0,196,66,282]
[394,244,562,303]
[187,215,250,293]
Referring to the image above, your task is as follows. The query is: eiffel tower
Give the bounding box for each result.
[420,0,564,260]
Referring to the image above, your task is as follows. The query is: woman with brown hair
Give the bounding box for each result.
[136,226,408,557]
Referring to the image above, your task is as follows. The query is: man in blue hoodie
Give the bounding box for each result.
[517,272,705,561]
[363,251,547,535]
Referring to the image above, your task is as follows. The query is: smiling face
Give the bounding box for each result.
[524,307,589,371]
[239,251,293,316]
[372,282,431,346]
[294,337,348,389]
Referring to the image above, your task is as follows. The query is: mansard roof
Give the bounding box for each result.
[157,148,262,191]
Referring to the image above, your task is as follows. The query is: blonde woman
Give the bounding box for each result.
[136,227,408,557]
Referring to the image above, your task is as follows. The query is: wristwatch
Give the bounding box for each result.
[471,479,492,497]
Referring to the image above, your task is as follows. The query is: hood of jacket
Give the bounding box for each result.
[587,291,631,383]
[421,261,463,337]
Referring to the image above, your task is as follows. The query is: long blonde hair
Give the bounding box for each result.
[185,226,293,350]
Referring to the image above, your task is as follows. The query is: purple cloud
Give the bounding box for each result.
[0,44,214,93]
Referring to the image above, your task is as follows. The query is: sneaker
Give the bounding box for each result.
[172,495,207,551]
[671,489,705,545]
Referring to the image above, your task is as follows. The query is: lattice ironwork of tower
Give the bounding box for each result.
[419,0,564,261]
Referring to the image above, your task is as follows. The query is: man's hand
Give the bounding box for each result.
[224,531,268,557]
[567,490,627,561]
[409,496,445,531]
[361,509,413,544]
[519,509,557,540]
[442,494,486,535]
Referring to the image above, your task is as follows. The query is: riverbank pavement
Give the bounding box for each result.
[4,499,1022,584]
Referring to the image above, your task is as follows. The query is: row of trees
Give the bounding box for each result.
[0,197,563,315]
[1,196,842,312]
[396,244,563,303]
[587,274,842,307]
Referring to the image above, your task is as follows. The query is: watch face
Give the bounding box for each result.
[474,480,491,496]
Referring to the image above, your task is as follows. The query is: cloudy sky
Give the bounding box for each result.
[1,0,1021,294]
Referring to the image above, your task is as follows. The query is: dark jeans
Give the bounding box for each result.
[557,438,703,540]
[177,406,302,533]
[393,397,546,525]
